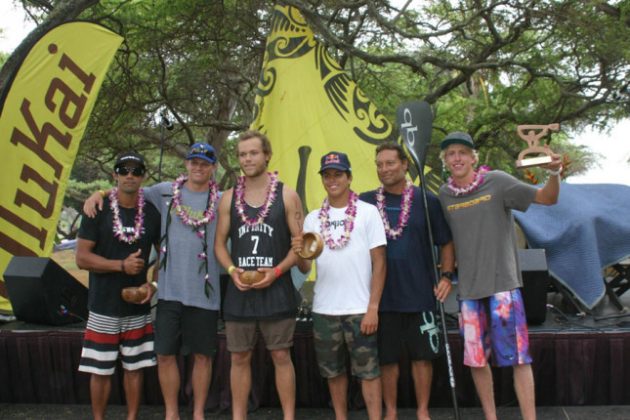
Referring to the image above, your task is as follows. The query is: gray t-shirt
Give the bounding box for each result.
[438,171,537,300]
[144,182,220,310]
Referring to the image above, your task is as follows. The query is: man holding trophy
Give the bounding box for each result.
[438,130,562,420]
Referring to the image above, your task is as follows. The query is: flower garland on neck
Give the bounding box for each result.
[234,171,279,227]
[172,174,219,226]
[376,180,413,240]
[159,174,219,298]
[109,188,145,244]
[447,166,490,196]
[319,191,358,250]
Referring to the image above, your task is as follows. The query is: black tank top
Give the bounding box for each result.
[223,181,299,320]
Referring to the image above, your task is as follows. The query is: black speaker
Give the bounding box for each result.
[518,249,549,325]
[3,256,88,325]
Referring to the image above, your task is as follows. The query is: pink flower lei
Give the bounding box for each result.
[376,180,414,240]
[234,171,279,227]
[447,166,490,196]
[319,191,358,250]
[109,188,145,244]
[171,174,219,227]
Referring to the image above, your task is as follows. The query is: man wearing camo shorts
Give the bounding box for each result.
[293,151,386,420]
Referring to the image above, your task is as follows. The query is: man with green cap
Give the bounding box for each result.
[438,131,562,420]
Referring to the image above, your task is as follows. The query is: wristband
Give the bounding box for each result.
[228,265,237,275]
[273,266,282,279]
[546,165,562,177]
[150,281,158,291]
[99,189,106,198]
[121,259,125,273]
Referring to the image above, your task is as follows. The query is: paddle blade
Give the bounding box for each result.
[396,101,433,171]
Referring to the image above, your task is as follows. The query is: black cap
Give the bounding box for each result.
[440,131,474,150]
[319,151,351,173]
[114,151,146,169]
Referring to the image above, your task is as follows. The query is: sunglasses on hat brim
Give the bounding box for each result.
[188,146,216,162]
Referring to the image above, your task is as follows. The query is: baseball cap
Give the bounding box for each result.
[319,151,351,173]
[114,151,146,170]
[440,131,475,150]
[186,143,217,164]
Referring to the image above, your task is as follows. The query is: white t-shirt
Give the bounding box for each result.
[304,199,387,315]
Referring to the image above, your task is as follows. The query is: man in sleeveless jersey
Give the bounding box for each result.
[76,152,161,420]
[215,130,305,420]
[438,132,562,420]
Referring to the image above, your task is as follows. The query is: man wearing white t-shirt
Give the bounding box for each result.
[293,151,387,420]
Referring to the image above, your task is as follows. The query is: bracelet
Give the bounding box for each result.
[273,266,282,279]
[98,189,106,198]
[228,265,237,275]
[546,165,563,177]
[121,259,125,273]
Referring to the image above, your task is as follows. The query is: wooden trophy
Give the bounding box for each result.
[516,123,559,168]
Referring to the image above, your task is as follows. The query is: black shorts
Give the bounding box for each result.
[377,311,444,365]
[154,300,218,357]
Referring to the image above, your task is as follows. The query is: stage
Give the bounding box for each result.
[1,293,630,411]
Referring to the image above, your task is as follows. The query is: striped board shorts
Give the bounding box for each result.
[78,311,156,375]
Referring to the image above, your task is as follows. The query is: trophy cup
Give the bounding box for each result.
[516,124,559,168]
[297,232,324,260]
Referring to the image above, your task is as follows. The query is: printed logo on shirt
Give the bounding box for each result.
[238,256,273,267]
[237,223,275,238]
[447,194,491,212]
[323,219,345,230]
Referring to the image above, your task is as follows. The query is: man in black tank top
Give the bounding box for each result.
[215,130,306,420]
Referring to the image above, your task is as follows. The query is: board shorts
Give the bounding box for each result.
[459,288,532,368]
[78,311,156,375]
[312,313,380,380]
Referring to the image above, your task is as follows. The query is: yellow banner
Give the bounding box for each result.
[0,22,123,312]
[251,5,398,213]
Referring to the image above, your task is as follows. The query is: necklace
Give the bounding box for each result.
[319,191,358,250]
[447,166,489,196]
[234,171,279,226]
[376,180,413,240]
[172,174,219,226]
[109,188,145,244]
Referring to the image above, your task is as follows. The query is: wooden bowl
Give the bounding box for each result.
[240,270,265,285]
[297,232,324,260]
[121,286,148,304]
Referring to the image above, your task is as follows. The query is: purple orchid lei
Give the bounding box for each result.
[447,166,490,196]
[319,190,358,250]
[109,188,145,244]
[234,171,279,227]
[376,180,413,240]
[172,174,219,227]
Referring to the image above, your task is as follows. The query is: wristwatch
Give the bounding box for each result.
[440,271,454,281]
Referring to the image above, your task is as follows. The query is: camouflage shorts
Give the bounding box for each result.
[312,313,380,380]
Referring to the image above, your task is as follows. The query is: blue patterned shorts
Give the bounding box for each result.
[459,289,532,367]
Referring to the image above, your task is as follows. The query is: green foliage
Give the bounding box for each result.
[7,0,629,192]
